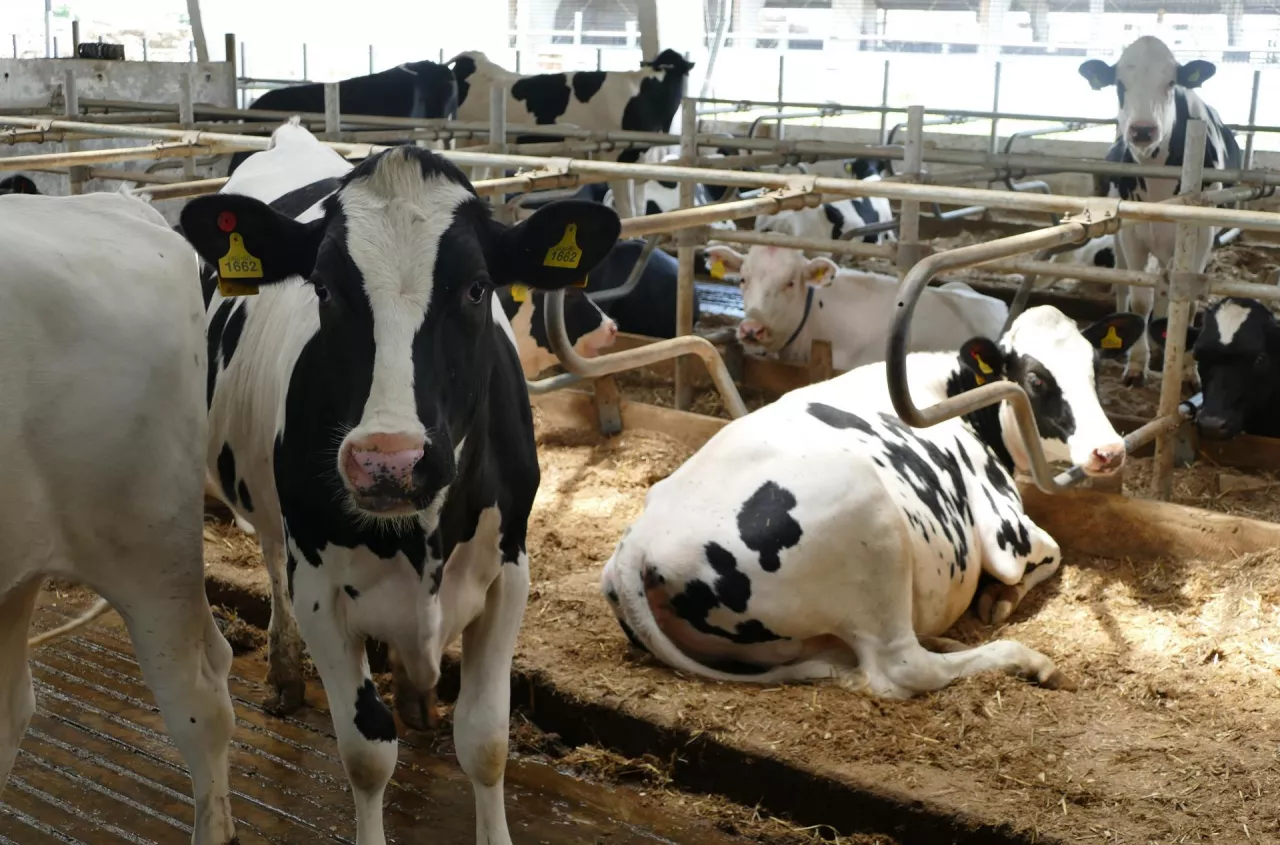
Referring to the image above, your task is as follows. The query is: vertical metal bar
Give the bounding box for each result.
[224,33,238,110]
[487,83,509,212]
[180,69,196,179]
[324,82,341,141]
[45,0,52,58]
[989,60,1002,155]
[71,19,79,53]
[597,47,603,71]
[239,40,247,109]
[515,50,522,74]
[53,36,58,58]
[775,54,785,140]
[189,40,195,62]
[13,34,18,58]
[142,35,148,61]
[573,11,584,45]
[896,104,925,277]
[1244,69,1261,169]
[63,70,84,195]
[674,91,698,412]
[878,58,890,143]
[368,44,375,74]
[302,43,308,81]
[1152,118,1208,501]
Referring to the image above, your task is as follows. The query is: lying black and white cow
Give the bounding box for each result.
[0,175,40,195]
[226,59,459,175]
[707,244,1007,371]
[752,194,895,248]
[601,306,1144,696]
[0,191,237,841]
[1151,297,1280,440]
[498,284,618,377]
[1080,36,1240,386]
[179,119,620,843]
[448,49,695,219]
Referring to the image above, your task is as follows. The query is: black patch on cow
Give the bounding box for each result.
[1093,247,1115,268]
[344,585,360,599]
[452,54,476,106]
[823,203,844,240]
[237,480,254,513]
[313,601,319,612]
[512,74,572,124]
[807,402,974,578]
[667,543,784,645]
[284,548,298,600]
[945,368,1015,473]
[617,618,648,652]
[197,258,219,309]
[1005,353,1075,444]
[353,679,397,742]
[221,302,247,370]
[428,558,445,595]
[206,299,234,408]
[217,443,238,507]
[850,197,880,243]
[572,71,606,103]
[268,177,342,220]
[1187,297,1280,439]
[736,482,803,573]
[645,199,663,216]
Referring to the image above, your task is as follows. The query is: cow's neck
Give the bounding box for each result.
[945,365,1016,473]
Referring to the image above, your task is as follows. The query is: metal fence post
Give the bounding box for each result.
[224,33,237,109]
[180,69,196,179]
[989,60,1002,155]
[239,40,248,109]
[71,19,79,53]
[324,82,341,141]
[879,59,891,143]
[487,83,509,218]
[302,43,308,81]
[64,70,85,195]
[775,54,785,140]
[1244,69,1261,169]
[1152,118,1208,501]
[368,44,375,74]
[896,104,925,277]
[674,92,698,412]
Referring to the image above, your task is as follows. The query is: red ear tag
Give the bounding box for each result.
[217,211,237,233]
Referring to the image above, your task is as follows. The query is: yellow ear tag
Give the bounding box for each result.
[217,232,262,298]
[971,351,993,385]
[543,223,583,269]
[510,284,529,303]
[1186,69,1200,84]
[709,258,726,280]
[1100,325,1123,350]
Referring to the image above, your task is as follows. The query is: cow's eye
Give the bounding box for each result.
[466,280,487,305]
[312,281,330,304]
[784,280,795,290]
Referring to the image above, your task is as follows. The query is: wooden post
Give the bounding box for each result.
[807,339,833,384]
[224,33,237,109]
[63,70,85,196]
[593,376,623,436]
[323,82,340,142]
[674,90,697,411]
[180,69,197,179]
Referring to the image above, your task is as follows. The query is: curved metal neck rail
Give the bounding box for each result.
[888,222,1098,494]
[543,288,749,420]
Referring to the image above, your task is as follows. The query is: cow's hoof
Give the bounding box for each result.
[263,677,306,716]
[977,583,1019,626]
[1038,668,1077,692]
[1121,371,1145,388]
[395,684,440,732]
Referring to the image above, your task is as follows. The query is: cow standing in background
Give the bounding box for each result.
[0,175,40,195]
[447,49,695,220]
[1079,35,1240,386]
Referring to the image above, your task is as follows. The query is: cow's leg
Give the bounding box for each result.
[294,566,395,845]
[0,579,42,788]
[389,646,437,731]
[853,630,1070,699]
[453,554,528,845]
[1117,233,1153,387]
[608,179,637,220]
[262,534,306,715]
[977,521,1061,625]
[977,553,1063,626]
[119,583,237,844]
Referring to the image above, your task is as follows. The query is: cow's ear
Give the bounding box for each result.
[490,199,621,289]
[1079,59,1116,90]
[959,338,1005,383]
[1082,312,1146,356]
[1178,60,1216,89]
[802,257,839,286]
[704,245,745,278]
[1145,317,1199,352]
[179,193,325,290]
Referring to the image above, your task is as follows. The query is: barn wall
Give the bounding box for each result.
[0,58,235,224]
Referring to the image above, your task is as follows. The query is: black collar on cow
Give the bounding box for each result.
[780,285,817,352]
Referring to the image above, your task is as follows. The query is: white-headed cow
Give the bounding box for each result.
[601,306,1145,696]
[1079,36,1241,386]
[177,120,620,844]
[0,191,236,842]
[707,244,1007,371]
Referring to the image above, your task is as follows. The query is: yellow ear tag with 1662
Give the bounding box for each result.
[1100,325,1123,350]
[218,232,262,297]
[543,223,583,269]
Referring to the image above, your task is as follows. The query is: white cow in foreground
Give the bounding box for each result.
[601,306,1145,697]
[707,244,1008,371]
[0,192,236,842]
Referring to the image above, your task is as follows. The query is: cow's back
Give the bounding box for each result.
[0,193,206,571]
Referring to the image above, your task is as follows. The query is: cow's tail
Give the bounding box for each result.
[608,547,825,685]
[28,597,114,648]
